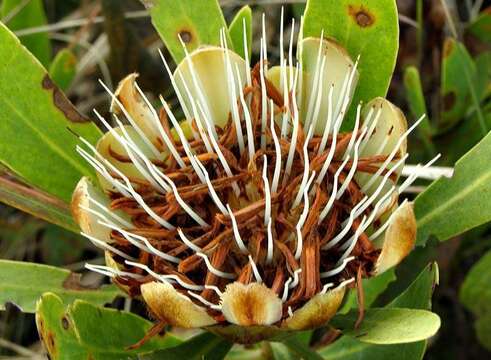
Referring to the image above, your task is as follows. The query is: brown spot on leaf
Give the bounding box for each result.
[42,75,89,123]
[443,38,454,58]
[61,316,70,330]
[178,29,193,44]
[37,318,45,338]
[443,91,456,111]
[39,329,57,358]
[62,272,98,291]
[348,5,375,28]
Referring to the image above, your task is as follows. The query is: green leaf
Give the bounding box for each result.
[36,293,88,360]
[228,5,252,60]
[403,67,428,123]
[403,66,435,154]
[36,293,181,359]
[435,104,491,165]
[0,172,77,232]
[0,22,102,203]
[415,130,491,245]
[439,38,482,132]
[387,262,438,310]
[0,260,120,313]
[142,0,231,64]
[270,331,316,360]
[339,269,396,314]
[141,331,232,360]
[460,250,491,351]
[319,264,438,359]
[269,342,297,360]
[70,300,181,354]
[280,333,322,360]
[49,48,77,92]
[1,0,51,66]
[318,336,426,360]
[302,0,399,129]
[467,7,491,44]
[331,308,440,345]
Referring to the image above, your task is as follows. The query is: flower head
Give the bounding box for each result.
[72,16,425,342]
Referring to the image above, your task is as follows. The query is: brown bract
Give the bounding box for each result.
[374,201,417,275]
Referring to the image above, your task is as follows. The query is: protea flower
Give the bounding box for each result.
[71,16,432,343]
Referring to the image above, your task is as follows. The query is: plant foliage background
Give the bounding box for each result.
[0,0,490,359]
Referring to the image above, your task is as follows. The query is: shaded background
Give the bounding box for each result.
[0,0,490,359]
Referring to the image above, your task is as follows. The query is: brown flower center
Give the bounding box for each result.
[106,63,392,320]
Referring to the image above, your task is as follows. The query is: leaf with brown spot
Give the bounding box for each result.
[348,5,376,27]
[439,38,483,132]
[0,260,120,313]
[36,293,182,359]
[0,23,102,202]
[303,0,399,130]
[143,0,231,63]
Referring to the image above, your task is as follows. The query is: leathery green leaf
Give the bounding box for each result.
[1,0,51,66]
[415,130,491,245]
[141,332,232,360]
[320,264,438,359]
[36,293,182,359]
[404,67,428,123]
[228,5,252,60]
[388,262,438,310]
[36,293,87,360]
[279,332,321,360]
[141,0,231,64]
[0,171,77,232]
[70,300,182,354]
[0,260,120,313]
[302,0,398,129]
[49,48,77,92]
[460,250,491,351]
[0,22,102,203]
[318,336,425,360]
[331,308,440,345]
